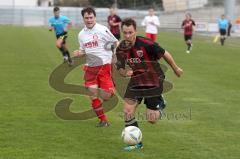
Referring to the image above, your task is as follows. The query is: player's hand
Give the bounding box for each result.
[109,20,114,26]
[73,50,81,57]
[126,69,133,77]
[174,67,183,77]
[149,21,155,25]
[49,27,53,32]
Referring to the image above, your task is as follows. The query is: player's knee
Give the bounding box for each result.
[124,107,135,117]
[100,91,114,101]
[56,43,62,48]
[146,111,160,124]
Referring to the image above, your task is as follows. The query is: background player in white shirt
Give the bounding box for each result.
[141,8,160,42]
[73,7,118,127]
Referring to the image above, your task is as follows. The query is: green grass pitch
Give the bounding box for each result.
[0,25,240,159]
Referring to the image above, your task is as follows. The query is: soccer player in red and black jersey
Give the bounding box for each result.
[182,13,195,53]
[107,7,122,40]
[116,18,183,151]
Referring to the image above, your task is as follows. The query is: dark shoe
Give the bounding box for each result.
[96,121,110,127]
[68,59,74,66]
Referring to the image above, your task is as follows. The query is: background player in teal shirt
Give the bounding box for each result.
[49,7,73,65]
[218,14,228,46]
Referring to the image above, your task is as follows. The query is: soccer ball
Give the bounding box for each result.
[121,126,142,145]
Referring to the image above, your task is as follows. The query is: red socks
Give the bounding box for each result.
[91,98,107,122]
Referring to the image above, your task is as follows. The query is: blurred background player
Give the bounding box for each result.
[73,7,118,127]
[116,18,183,151]
[218,14,228,46]
[181,13,195,53]
[107,6,122,40]
[49,6,73,65]
[227,19,232,37]
[141,7,160,42]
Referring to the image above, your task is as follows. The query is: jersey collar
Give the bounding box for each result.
[84,23,98,31]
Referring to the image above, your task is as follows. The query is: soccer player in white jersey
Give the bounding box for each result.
[73,7,118,127]
[141,8,160,42]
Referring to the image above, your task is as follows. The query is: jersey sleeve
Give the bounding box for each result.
[181,20,185,28]
[63,16,71,24]
[48,18,53,27]
[154,17,160,26]
[117,15,122,22]
[151,42,165,59]
[78,32,85,51]
[192,20,196,26]
[103,27,118,43]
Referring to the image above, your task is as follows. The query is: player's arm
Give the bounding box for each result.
[192,20,196,32]
[115,47,132,77]
[141,17,146,26]
[64,17,72,32]
[112,17,121,27]
[152,17,160,27]
[181,21,185,29]
[49,26,54,32]
[162,51,183,77]
[74,34,86,57]
[118,68,133,77]
[73,50,85,57]
[65,22,72,31]
[48,19,54,31]
[112,22,121,26]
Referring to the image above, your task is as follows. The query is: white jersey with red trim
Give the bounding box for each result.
[78,23,118,66]
[141,15,160,34]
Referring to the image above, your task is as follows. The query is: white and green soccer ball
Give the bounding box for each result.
[121,126,142,145]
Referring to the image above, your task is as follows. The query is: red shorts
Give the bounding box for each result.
[146,33,157,42]
[83,64,115,95]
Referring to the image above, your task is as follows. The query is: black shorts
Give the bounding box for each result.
[124,79,165,110]
[113,34,121,40]
[219,29,226,36]
[184,35,192,41]
[137,95,165,110]
[56,32,68,43]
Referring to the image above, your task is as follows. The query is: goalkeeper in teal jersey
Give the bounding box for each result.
[49,6,73,65]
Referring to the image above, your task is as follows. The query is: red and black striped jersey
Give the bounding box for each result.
[108,15,121,35]
[116,36,165,87]
[182,19,195,35]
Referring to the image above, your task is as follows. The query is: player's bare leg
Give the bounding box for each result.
[186,40,192,53]
[56,38,72,65]
[220,35,226,46]
[146,108,160,124]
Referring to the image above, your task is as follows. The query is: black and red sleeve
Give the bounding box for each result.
[151,42,165,60]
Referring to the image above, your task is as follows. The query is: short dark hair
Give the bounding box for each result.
[53,6,60,12]
[121,18,137,30]
[81,7,96,17]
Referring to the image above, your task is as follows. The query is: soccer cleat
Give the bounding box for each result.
[190,44,193,51]
[124,143,143,151]
[63,56,68,63]
[67,59,74,66]
[96,121,110,127]
[186,50,190,54]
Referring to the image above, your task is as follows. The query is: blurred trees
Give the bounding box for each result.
[54,0,163,10]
